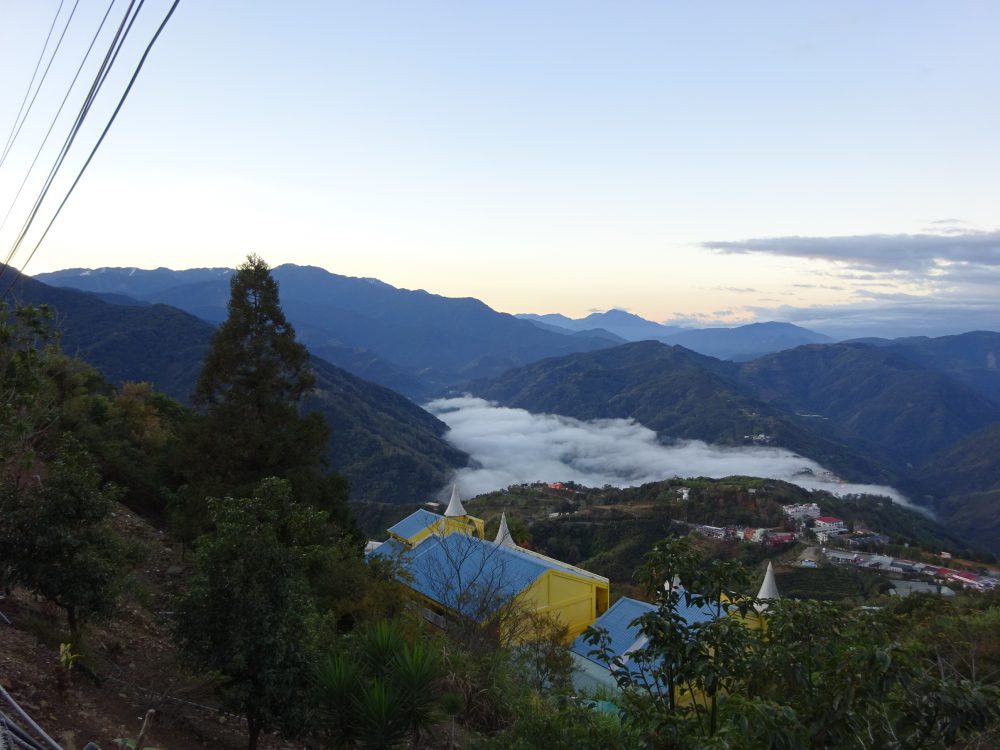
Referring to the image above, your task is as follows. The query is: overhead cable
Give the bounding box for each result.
[1,0,182,295]
[0,0,66,168]
[0,0,142,282]
[0,0,82,172]
[0,0,118,238]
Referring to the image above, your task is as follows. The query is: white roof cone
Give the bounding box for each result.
[444,484,467,517]
[494,512,515,547]
[664,575,683,594]
[755,561,780,612]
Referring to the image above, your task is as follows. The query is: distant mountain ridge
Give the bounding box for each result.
[37,265,618,400]
[518,310,832,360]
[5,270,466,503]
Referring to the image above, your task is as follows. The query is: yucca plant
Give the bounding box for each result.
[313,621,447,748]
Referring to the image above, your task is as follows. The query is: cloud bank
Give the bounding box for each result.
[703,230,1000,273]
[700,230,1000,338]
[427,397,909,505]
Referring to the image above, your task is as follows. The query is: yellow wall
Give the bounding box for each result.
[390,514,486,547]
[523,569,610,641]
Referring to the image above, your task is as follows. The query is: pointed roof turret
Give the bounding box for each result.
[494,512,515,547]
[444,484,467,518]
[754,561,780,612]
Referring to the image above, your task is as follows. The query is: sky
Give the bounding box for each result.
[427,397,911,507]
[0,1,998,338]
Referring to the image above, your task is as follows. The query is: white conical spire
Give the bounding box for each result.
[444,484,467,517]
[755,561,780,612]
[494,512,515,547]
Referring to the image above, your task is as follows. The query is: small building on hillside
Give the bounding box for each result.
[766,532,796,548]
[814,516,848,541]
[368,487,609,641]
[569,596,716,694]
[569,565,780,694]
[783,503,821,522]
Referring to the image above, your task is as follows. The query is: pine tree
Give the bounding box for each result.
[178,255,352,537]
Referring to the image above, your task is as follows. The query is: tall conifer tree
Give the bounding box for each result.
[178,255,351,535]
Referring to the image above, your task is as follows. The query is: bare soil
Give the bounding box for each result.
[0,505,297,750]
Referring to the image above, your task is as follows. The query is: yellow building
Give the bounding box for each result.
[369,487,609,640]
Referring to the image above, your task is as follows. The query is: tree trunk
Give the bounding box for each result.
[66,605,80,648]
[247,717,261,750]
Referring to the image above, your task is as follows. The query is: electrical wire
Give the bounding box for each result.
[0,0,118,238]
[0,0,83,172]
[0,0,141,281]
[0,0,66,168]
[1,0,182,296]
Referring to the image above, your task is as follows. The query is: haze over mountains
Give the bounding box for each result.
[19,263,1000,553]
[518,310,833,361]
[41,265,836,395]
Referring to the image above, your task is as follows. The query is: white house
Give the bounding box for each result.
[814,516,847,536]
[782,503,821,522]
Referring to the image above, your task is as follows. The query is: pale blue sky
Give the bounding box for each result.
[1,1,997,336]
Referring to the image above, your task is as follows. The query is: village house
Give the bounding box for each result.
[368,487,610,641]
[569,564,780,694]
[782,502,821,523]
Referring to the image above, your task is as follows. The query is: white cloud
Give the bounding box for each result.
[427,396,912,507]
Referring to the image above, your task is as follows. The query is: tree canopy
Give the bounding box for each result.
[178,255,353,537]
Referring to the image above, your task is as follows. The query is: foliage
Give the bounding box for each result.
[312,620,445,748]
[473,695,641,750]
[1,302,60,461]
[582,536,1000,749]
[184,255,329,491]
[178,254,354,542]
[0,434,131,644]
[174,478,330,750]
[14,271,468,505]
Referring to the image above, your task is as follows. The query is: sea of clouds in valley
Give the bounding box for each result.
[427,396,911,506]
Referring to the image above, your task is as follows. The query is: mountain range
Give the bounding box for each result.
[518,310,833,360]
[22,263,1000,553]
[461,335,1000,553]
[36,265,616,400]
[38,267,835,396]
[3,269,466,503]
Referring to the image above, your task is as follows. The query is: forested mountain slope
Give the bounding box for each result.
[37,265,617,398]
[4,270,465,502]
[464,340,896,484]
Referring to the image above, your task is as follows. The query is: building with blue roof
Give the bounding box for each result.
[569,565,781,694]
[368,491,610,640]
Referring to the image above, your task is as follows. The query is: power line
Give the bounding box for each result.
[0,0,141,279]
[2,0,182,295]
[0,0,117,238]
[0,0,86,172]
[0,0,66,168]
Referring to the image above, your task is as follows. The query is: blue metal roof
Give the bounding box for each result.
[571,593,717,669]
[387,509,442,539]
[369,532,584,621]
[570,597,654,664]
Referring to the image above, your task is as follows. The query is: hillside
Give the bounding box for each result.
[668,321,832,361]
[870,331,1000,406]
[36,265,617,399]
[911,422,1000,552]
[463,340,896,484]
[733,343,1000,467]
[462,339,1000,552]
[457,477,980,586]
[4,270,465,503]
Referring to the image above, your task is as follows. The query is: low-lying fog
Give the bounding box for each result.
[426,397,910,506]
